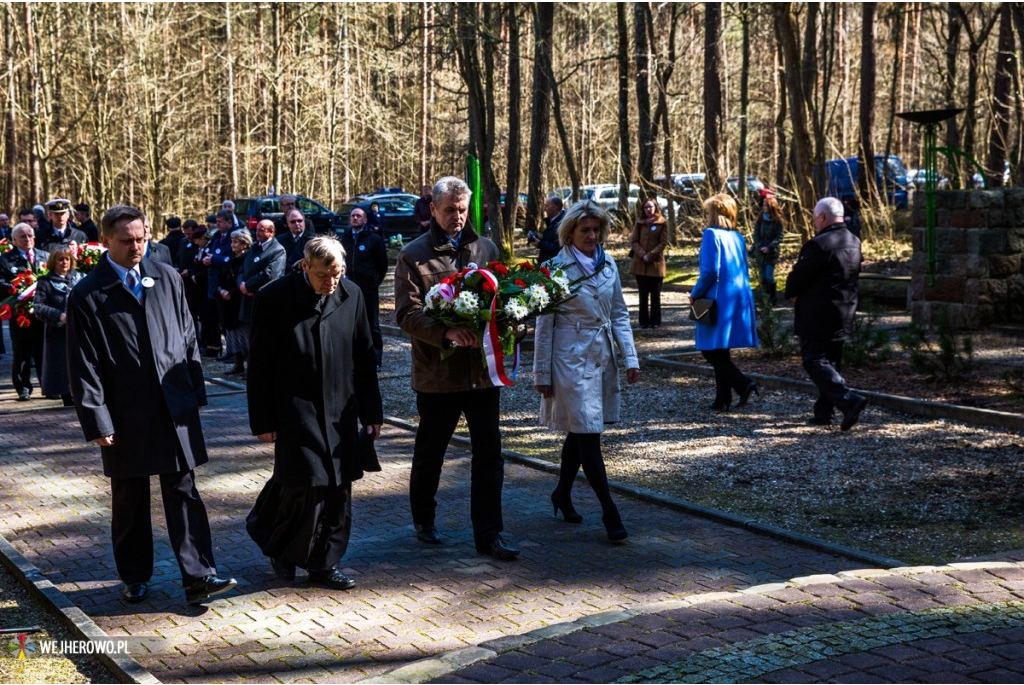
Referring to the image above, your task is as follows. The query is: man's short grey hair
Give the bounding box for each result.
[222,200,236,210]
[814,197,845,222]
[304,235,346,266]
[11,222,34,239]
[432,176,471,206]
[279,194,296,203]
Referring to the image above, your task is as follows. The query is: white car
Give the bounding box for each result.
[553,184,678,216]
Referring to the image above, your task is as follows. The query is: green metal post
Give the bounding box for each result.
[923,123,937,287]
[466,154,482,235]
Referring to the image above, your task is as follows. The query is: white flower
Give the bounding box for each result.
[454,291,481,317]
[526,284,550,311]
[550,271,571,297]
[503,297,530,321]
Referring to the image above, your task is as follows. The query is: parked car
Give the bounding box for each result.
[817,155,911,209]
[333,192,422,242]
[552,184,677,216]
[971,161,1010,189]
[908,168,950,191]
[482,191,529,231]
[233,194,336,233]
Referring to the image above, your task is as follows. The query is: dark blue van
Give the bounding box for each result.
[818,155,910,209]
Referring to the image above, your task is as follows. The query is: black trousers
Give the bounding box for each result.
[360,284,383,367]
[199,297,221,350]
[800,338,863,420]
[10,321,44,395]
[635,275,664,327]
[555,433,618,514]
[701,348,752,407]
[109,469,217,586]
[410,388,504,546]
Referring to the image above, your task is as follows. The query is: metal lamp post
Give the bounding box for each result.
[896,108,963,286]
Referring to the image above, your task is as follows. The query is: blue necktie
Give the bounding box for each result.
[125,270,143,302]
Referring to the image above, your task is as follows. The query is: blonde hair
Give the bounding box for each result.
[703,193,738,230]
[558,200,611,246]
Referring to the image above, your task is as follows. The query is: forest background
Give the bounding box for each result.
[1,2,1020,253]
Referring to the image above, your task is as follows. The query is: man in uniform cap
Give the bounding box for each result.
[43,198,87,250]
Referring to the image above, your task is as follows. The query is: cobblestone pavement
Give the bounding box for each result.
[1,329,1023,684]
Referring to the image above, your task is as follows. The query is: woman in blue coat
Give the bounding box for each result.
[690,193,759,411]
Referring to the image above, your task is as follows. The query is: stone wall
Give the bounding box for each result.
[910,188,1024,329]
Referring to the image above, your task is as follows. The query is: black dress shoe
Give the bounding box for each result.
[710,401,730,412]
[807,416,832,426]
[270,557,295,581]
[841,396,868,431]
[415,524,442,544]
[184,574,237,604]
[476,535,520,560]
[308,568,356,591]
[122,582,148,603]
[16,390,30,402]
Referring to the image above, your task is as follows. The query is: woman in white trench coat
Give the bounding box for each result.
[533,200,640,541]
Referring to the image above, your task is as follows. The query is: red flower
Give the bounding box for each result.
[518,261,533,271]
[16,314,31,328]
[539,266,551,277]
[0,304,10,320]
[514,279,526,287]
[490,262,509,276]
[482,279,496,293]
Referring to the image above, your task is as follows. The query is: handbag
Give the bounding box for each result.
[688,298,717,325]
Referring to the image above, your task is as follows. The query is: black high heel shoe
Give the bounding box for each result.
[710,401,730,412]
[735,383,760,408]
[603,511,628,542]
[551,490,583,523]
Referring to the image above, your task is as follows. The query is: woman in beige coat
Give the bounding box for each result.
[629,199,669,328]
[534,200,639,541]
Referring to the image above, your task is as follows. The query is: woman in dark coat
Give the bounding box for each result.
[246,236,383,590]
[217,229,250,375]
[32,245,81,405]
[752,192,785,304]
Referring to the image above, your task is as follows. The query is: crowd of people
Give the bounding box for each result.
[0,176,868,606]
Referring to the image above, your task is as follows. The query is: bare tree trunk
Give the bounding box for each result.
[883,6,904,173]
[703,2,723,190]
[652,4,679,241]
[4,5,16,211]
[773,38,787,187]
[616,3,632,217]
[501,2,522,241]
[550,57,580,201]
[858,2,877,200]
[988,2,1014,186]
[634,2,654,189]
[945,3,962,157]
[271,2,282,192]
[955,5,1000,171]
[225,2,239,196]
[419,2,431,186]
[23,3,42,203]
[773,3,815,238]
[737,5,751,216]
[524,3,552,232]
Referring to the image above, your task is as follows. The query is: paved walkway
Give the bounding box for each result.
[1,339,1023,683]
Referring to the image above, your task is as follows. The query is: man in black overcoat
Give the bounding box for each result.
[785,196,868,431]
[339,207,388,368]
[238,219,286,325]
[0,223,48,401]
[66,204,236,605]
[276,208,314,269]
[39,198,87,250]
[246,235,382,590]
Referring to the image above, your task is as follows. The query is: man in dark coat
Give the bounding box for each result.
[276,208,314,268]
[200,210,234,357]
[66,204,236,606]
[246,235,382,590]
[340,207,388,368]
[784,196,868,431]
[238,219,286,324]
[40,198,87,250]
[160,216,186,267]
[528,195,565,263]
[0,223,48,400]
[74,203,99,243]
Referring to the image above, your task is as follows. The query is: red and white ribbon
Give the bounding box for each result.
[463,267,513,387]
[16,282,37,302]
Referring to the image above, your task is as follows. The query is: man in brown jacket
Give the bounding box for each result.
[393,176,519,561]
